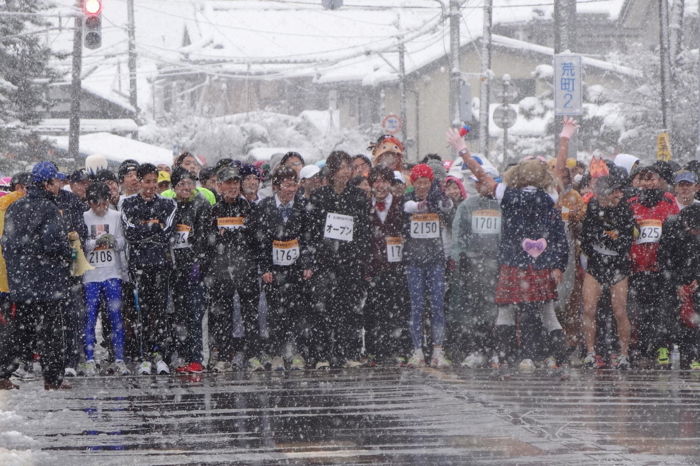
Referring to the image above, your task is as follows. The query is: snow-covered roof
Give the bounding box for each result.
[49,133,173,166]
[45,0,634,109]
[36,119,138,135]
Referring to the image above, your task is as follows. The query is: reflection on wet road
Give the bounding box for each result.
[2,368,700,464]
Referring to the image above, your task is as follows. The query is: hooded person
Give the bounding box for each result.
[614,154,640,178]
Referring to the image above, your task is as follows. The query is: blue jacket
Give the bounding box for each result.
[498,187,568,271]
[2,187,73,302]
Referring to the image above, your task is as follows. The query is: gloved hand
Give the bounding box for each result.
[96,234,116,249]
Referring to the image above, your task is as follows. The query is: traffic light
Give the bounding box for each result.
[83,0,102,49]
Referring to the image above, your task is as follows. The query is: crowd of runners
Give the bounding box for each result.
[0,118,698,390]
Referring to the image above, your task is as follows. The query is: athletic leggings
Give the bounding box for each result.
[84,278,125,361]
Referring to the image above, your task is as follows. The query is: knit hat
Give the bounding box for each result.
[239,163,260,180]
[410,164,434,183]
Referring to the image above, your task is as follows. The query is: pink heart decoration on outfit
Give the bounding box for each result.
[522,238,547,259]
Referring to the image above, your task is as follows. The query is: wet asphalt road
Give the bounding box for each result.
[2,367,700,465]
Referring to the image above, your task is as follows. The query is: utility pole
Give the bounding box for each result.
[669,0,684,62]
[478,0,492,158]
[659,0,672,132]
[398,38,408,157]
[448,0,461,125]
[69,0,83,160]
[127,0,139,114]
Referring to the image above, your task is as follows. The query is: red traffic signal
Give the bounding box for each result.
[83,0,102,16]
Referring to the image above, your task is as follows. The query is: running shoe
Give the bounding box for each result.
[615,354,631,370]
[461,352,486,369]
[271,356,285,371]
[82,360,98,377]
[0,378,18,390]
[543,356,558,370]
[518,359,536,372]
[430,348,451,368]
[114,360,131,376]
[155,359,170,375]
[690,360,700,371]
[656,347,670,367]
[315,360,330,370]
[64,367,77,377]
[344,359,364,369]
[248,357,264,372]
[290,355,305,371]
[583,353,606,369]
[175,362,204,374]
[407,349,426,368]
[212,361,232,373]
[260,353,273,370]
[138,361,152,375]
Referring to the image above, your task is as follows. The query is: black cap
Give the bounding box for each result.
[171,167,198,188]
[95,169,118,184]
[70,168,91,183]
[118,159,140,181]
[239,163,260,180]
[217,166,241,182]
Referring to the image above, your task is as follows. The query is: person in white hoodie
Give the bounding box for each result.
[81,182,129,376]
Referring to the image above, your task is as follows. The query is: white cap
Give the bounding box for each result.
[393,170,405,183]
[614,153,640,176]
[300,164,321,180]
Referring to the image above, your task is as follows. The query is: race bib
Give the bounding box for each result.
[88,248,115,268]
[173,224,192,249]
[324,213,354,241]
[217,217,244,230]
[410,213,440,239]
[386,236,403,263]
[471,209,501,235]
[636,219,662,244]
[272,239,300,266]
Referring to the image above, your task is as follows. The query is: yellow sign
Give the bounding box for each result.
[656,132,672,161]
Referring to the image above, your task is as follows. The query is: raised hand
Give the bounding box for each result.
[559,117,579,140]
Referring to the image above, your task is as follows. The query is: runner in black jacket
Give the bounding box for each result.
[207,166,262,372]
[253,166,314,370]
[121,163,177,375]
[169,168,212,374]
[307,151,371,368]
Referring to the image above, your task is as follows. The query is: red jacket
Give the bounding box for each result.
[628,192,679,273]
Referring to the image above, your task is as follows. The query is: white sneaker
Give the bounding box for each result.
[271,356,285,371]
[290,355,305,371]
[430,347,451,368]
[461,352,486,368]
[138,361,152,375]
[315,360,330,370]
[213,361,232,373]
[544,356,558,369]
[32,360,42,375]
[12,364,32,380]
[155,359,170,375]
[343,359,364,369]
[64,367,77,377]
[407,349,426,368]
[82,360,98,377]
[518,358,536,372]
[114,360,131,376]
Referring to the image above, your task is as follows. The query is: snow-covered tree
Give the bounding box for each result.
[0,0,57,171]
